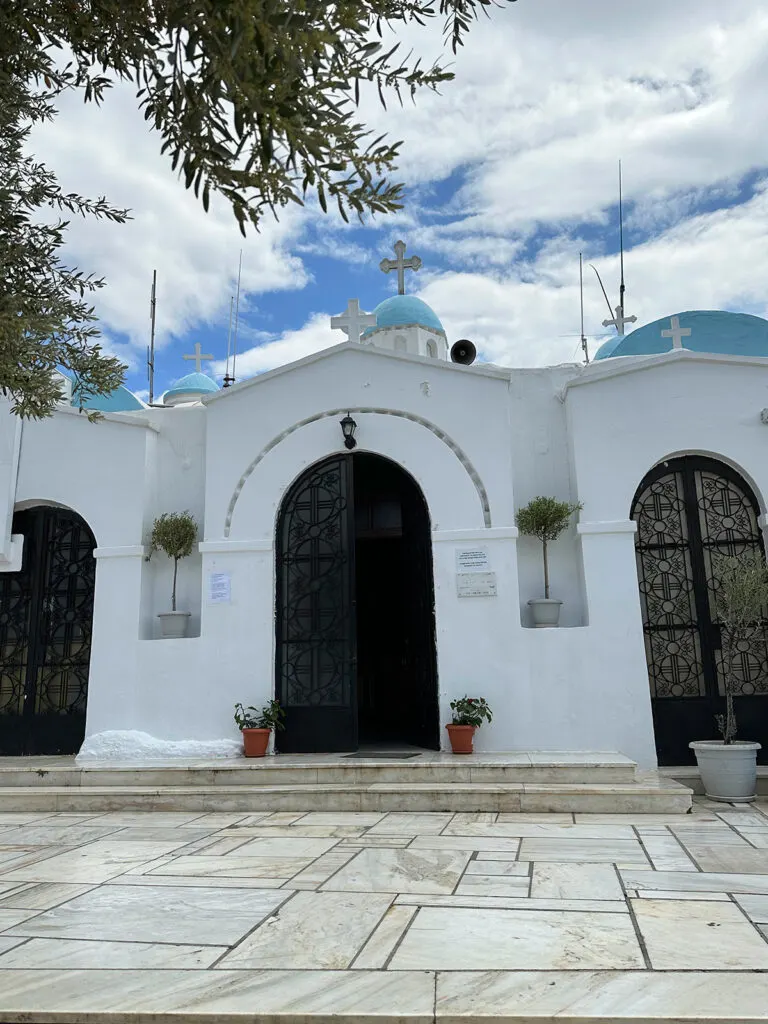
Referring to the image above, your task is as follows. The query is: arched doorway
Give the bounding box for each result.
[275,453,438,753]
[0,506,96,755]
[631,456,768,765]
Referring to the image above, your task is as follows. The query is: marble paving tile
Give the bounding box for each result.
[90,812,208,826]
[394,893,627,913]
[0,967,435,1020]
[367,813,454,835]
[447,813,498,826]
[637,832,697,871]
[0,909,41,931]
[0,815,53,826]
[734,892,768,922]
[0,840,189,884]
[436,970,768,1022]
[218,890,393,969]
[410,835,521,854]
[142,855,314,880]
[443,822,636,839]
[351,904,418,969]
[475,851,518,862]
[0,883,95,911]
[339,836,413,849]
[464,859,530,876]
[324,847,470,895]
[632,897,768,969]
[235,812,307,826]
[178,813,251,828]
[4,884,289,946]
[454,875,530,897]
[670,827,750,845]
[742,831,768,848]
[0,936,25,956]
[572,812,718,823]
[222,836,340,858]
[291,812,386,826]
[0,882,27,899]
[632,889,730,901]
[496,812,575,823]
[0,825,123,846]
[0,936,228,968]
[622,867,768,894]
[188,836,253,856]
[681,842,768,873]
[519,838,648,864]
[107,875,292,890]
[388,906,644,970]
[222,825,368,839]
[716,810,768,828]
[530,863,624,900]
[284,848,359,890]
[99,827,219,844]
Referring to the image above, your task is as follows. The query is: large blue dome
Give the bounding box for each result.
[363,295,444,337]
[594,310,768,361]
[71,383,145,413]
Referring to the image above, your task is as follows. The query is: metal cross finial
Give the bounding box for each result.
[330,299,377,343]
[183,342,214,373]
[379,239,422,294]
[661,315,692,350]
[602,304,637,336]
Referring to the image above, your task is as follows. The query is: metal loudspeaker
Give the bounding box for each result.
[450,339,477,365]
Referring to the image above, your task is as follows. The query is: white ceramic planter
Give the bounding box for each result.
[528,598,563,628]
[158,611,191,639]
[689,740,762,803]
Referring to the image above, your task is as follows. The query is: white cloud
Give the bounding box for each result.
[211,313,340,378]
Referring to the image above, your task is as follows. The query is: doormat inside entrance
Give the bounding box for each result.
[342,751,421,759]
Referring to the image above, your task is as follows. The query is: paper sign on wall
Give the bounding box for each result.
[208,573,231,604]
[455,547,490,572]
[457,572,497,598]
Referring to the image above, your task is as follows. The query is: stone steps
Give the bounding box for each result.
[0,777,691,813]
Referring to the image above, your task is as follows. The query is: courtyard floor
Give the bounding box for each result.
[0,800,767,1020]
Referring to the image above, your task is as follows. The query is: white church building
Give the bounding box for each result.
[2,246,768,768]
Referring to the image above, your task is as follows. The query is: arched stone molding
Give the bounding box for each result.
[223,407,492,537]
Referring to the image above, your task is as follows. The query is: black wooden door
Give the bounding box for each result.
[632,457,768,765]
[0,507,96,755]
[275,456,357,752]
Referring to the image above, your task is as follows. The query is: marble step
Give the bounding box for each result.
[0,777,692,813]
[0,754,638,789]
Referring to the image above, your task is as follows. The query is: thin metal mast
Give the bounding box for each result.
[618,160,626,317]
[231,250,243,384]
[579,253,589,363]
[223,296,235,388]
[147,269,157,405]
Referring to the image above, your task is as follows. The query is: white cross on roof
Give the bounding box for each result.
[379,240,422,294]
[661,315,692,349]
[602,304,637,336]
[330,299,377,343]
[183,342,214,373]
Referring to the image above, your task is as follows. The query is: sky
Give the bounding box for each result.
[30,0,768,400]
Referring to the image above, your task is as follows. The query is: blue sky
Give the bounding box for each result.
[31,1,768,400]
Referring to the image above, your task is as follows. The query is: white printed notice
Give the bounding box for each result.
[455,547,490,572]
[457,572,497,598]
[208,573,231,604]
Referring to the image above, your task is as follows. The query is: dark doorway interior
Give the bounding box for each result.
[275,453,439,753]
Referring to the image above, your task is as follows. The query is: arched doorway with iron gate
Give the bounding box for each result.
[275,452,439,753]
[631,456,768,765]
[0,505,96,755]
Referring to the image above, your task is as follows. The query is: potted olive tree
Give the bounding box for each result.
[515,496,583,627]
[446,696,493,754]
[234,700,286,757]
[149,511,198,638]
[690,553,767,802]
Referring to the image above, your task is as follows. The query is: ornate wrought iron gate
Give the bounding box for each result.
[0,507,96,755]
[275,456,357,752]
[631,456,768,765]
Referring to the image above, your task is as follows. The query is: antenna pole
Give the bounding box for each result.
[223,296,235,388]
[148,269,157,405]
[232,250,243,384]
[579,253,589,363]
[618,159,625,314]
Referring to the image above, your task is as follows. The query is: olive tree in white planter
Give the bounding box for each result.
[149,511,198,639]
[515,496,583,627]
[690,553,766,802]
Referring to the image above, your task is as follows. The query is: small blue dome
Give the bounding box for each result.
[596,310,768,361]
[164,372,219,403]
[593,336,623,361]
[72,383,145,413]
[362,295,444,337]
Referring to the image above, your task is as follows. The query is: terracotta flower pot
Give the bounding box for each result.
[242,728,271,757]
[446,724,476,754]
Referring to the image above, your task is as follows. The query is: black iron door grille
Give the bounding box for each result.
[0,507,96,755]
[632,456,768,765]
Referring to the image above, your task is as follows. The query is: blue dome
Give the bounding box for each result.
[164,372,219,403]
[596,311,768,361]
[593,336,623,361]
[72,383,145,413]
[362,295,444,337]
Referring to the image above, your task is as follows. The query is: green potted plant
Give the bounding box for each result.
[515,496,583,627]
[148,511,198,638]
[234,700,286,757]
[690,553,766,801]
[446,696,493,754]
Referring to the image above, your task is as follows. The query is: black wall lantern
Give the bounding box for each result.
[340,412,357,450]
